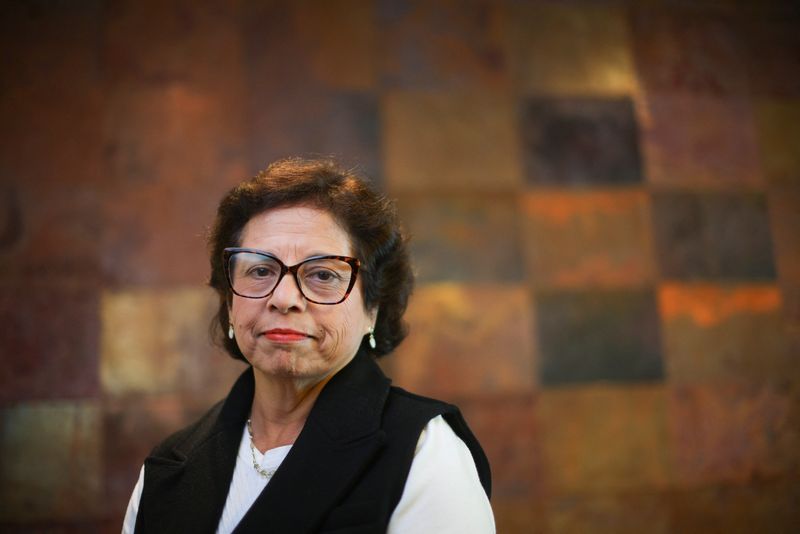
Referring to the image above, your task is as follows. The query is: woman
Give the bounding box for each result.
[122,158,494,533]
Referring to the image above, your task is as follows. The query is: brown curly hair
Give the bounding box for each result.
[207,158,414,361]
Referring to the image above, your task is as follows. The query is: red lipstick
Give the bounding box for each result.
[264,328,309,343]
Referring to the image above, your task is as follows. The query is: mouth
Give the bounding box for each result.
[263,328,312,343]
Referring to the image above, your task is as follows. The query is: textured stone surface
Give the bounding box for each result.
[0,402,102,522]
[392,284,536,398]
[536,289,664,386]
[651,192,776,281]
[520,97,643,186]
[631,8,748,96]
[100,287,245,396]
[755,99,800,186]
[383,92,522,192]
[667,384,799,485]
[397,194,524,283]
[505,3,636,96]
[520,190,656,288]
[0,283,99,403]
[378,0,507,90]
[641,95,763,188]
[658,284,792,384]
[538,385,671,493]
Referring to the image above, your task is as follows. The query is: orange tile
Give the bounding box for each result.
[383,92,522,192]
[520,191,656,288]
[391,284,536,398]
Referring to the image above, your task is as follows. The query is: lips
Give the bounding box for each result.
[263,328,311,343]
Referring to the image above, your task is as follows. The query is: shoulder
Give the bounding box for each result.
[148,399,225,460]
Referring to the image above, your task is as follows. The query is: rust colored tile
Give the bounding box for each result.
[659,284,792,384]
[631,8,749,96]
[492,497,546,534]
[668,479,800,534]
[383,92,522,192]
[538,385,671,493]
[520,191,656,288]
[378,0,508,90]
[0,401,102,522]
[397,194,524,283]
[768,186,800,284]
[641,95,763,188]
[458,395,544,499]
[546,492,670,534]
[100,287,245,396]
[0,283,99,404]
[667,384,799,486]
[505,3,637,96]
[392,284,536,398]
[755,99,800,186]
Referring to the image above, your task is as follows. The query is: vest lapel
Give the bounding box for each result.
[233,351,391,534]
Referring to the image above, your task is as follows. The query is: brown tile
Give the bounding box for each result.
[491,497,546,534]
[383,91,522,192]
[667,383,800,486]
[458,395,544,499]
[538,385,671,494]
[378,0,508,90]
[392,284,536,398]
[755,99,800,186]
[545,492,671,534]
[397,194,524,283]
[505,3,637,96]
[631,8,749,96]
[768,186,800,284]
[668,479,800,534]
[520,191,656,288]
[641,95,763,188]
[0,283,99,404]
[740,15,800,98]
[0,401,102,522]
[659,284,792,384]
[100,287,246,397]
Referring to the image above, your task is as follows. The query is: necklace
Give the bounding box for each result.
[247,418,277,479]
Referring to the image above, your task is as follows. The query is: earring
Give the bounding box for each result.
[228,324,234,340]
[368,327,376,349]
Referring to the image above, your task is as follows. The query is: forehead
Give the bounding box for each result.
[239,206,353,255]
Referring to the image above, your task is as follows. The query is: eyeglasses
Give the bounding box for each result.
[223,247,360,305]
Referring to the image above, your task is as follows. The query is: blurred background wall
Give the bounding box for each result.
[1,0,799,532]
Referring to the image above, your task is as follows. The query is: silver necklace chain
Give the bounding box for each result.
[247,418,277,479]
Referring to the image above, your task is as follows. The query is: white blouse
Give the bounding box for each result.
[122,415,495,533]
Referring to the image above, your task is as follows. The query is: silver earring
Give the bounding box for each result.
[228,324,234,340]
[368,327,376,349]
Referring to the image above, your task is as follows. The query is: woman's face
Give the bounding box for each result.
[229,206,375,382]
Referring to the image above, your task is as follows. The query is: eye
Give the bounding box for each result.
[247,265,278,278]
[308,268,340,282]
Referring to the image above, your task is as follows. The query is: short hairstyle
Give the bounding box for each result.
[208,158,414,361]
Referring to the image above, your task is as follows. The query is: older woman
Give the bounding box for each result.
[122,159,494,533]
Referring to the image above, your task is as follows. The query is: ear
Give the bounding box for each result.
[367,306,378,327]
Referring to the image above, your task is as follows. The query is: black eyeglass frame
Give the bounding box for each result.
[223,247,361,305]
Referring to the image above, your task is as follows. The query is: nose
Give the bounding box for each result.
[268,272,306,313]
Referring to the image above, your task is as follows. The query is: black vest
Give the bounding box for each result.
[134,352,491,533]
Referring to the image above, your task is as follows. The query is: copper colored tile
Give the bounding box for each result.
[100,287,245,397]
[383,92,522,192]
[378,0,508,90]
[538,385,671,493]
[546,492,670,534]
[0,401,102,522]
[755,99,800,186]
[397,194,524,283]
[0,283,99,404]
[520,191,656,288]
[392,284,536,398]
[631,8,749,96]
[492,497,546,534]
[458,395,543,499]
[505,3,637,96]
[667,384,799,486]
[659,284,792,384]
[641,94,763,188]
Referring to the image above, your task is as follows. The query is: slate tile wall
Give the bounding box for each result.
[1,1,798,532]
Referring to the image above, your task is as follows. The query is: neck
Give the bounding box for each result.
[248,369,334,453]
